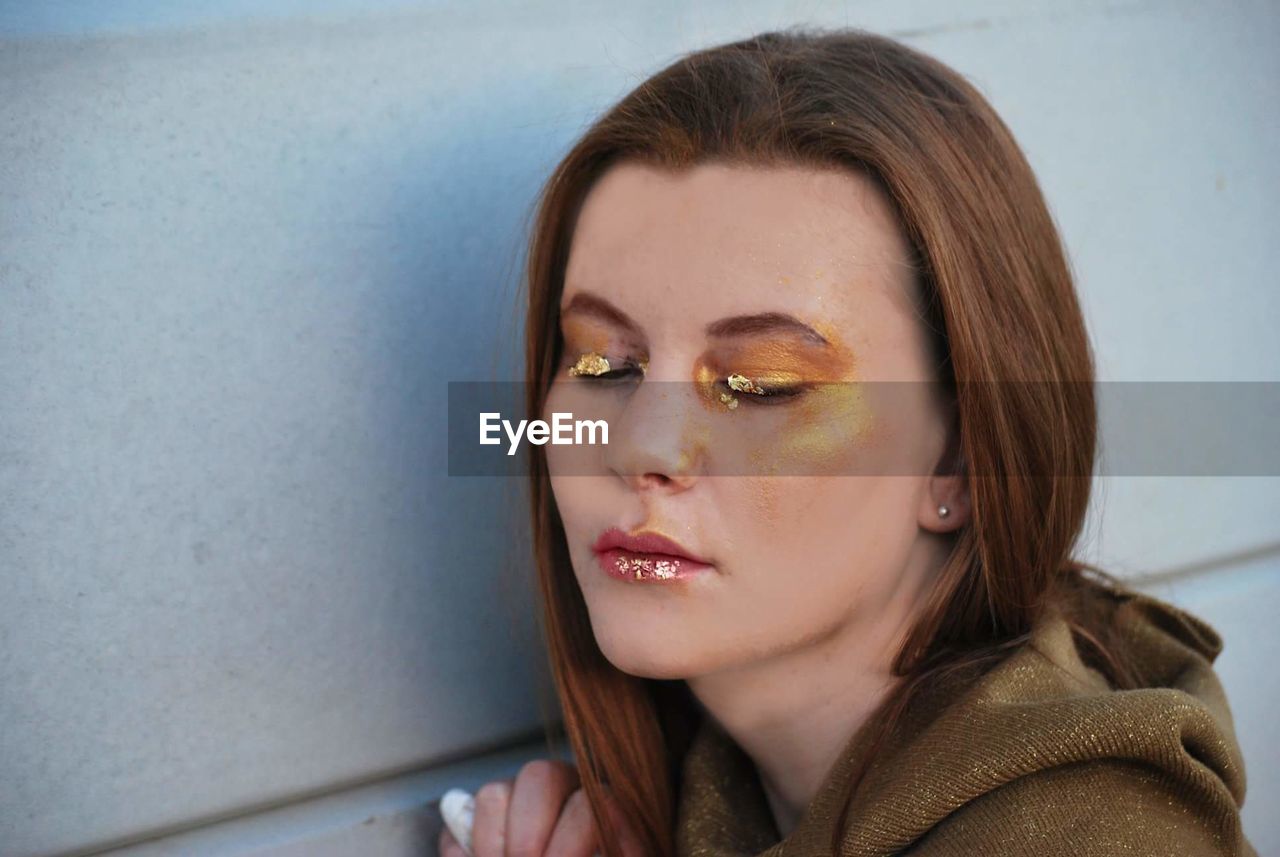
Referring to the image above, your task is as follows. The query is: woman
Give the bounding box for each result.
[440,26,1254,857]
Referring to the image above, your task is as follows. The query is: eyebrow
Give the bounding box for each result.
[561,290,830,347]
[705,312,830,346]
[561,291,643,338]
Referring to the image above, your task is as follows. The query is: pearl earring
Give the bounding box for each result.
[938,504,950,518]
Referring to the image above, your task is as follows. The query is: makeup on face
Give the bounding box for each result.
[557,291,874,476]
[560,308,649,381]
[568,351,612,376]
[693,338,828,411]
[591,525,715,583]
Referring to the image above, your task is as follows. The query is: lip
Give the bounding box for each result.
[591,526,714,582]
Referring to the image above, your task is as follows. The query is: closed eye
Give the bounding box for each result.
[716,378,808,404]
[715,372,809,405]
[582,366,644,382]
[565,351,647,383]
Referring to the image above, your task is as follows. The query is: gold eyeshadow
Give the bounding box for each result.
[694,339,831,411]
[766,319,875,472]
[560,313,650,380]
[705,319,876,472]
[560,314,612,352]
[559,312,876,474]
[713,339,844,381]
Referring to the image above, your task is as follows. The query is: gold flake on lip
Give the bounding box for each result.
[614,554,682,580]
[568,352,611,376]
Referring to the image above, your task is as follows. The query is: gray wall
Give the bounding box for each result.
[2,1,1277,855]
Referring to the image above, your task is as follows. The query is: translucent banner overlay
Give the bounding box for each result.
[446,381,1280,477]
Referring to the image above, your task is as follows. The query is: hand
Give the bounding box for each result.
[437,758,643,857]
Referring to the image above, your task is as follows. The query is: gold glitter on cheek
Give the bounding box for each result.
[742,474,781,521]
[682,418,712,458]
[773,382,874,472]
[748,446,782,477]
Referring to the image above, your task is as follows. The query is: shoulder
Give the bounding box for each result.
[909,756,1256,856]
[846,590,1255,855]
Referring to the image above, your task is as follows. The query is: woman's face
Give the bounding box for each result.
[544,160,965,680]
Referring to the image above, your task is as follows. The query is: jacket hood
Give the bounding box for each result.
[675,584,1252,856]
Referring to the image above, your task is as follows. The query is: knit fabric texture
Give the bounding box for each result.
[675,587,1256,856]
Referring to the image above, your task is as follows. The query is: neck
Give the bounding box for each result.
[685,533,948,837]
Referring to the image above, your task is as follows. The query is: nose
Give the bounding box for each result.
[603,379,707,493]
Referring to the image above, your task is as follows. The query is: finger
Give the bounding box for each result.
[471,779,512,857]
[504,759,581,856]
[543,787,596,857]
[438,825,469,857]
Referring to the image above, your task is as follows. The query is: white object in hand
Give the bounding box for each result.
[438,784,603,857]
[440,788,476,856]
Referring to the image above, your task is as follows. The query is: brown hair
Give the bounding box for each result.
[522,25,1141,857]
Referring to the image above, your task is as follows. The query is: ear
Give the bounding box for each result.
[919,408,970,534]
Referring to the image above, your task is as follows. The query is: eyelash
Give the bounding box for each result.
[567,353,808,405]
[716,380,807,405]
[568,357,646,383]
[583,364,645,382]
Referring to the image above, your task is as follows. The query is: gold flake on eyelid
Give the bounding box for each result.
[568,352,611,376]
[727,374,766,395]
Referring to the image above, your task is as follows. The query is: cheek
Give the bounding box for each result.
[746,383,878,476]
[546,470,602,568]
[727,475,917,597]
[715,477,847,584]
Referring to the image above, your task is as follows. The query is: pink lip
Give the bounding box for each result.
[591,526,714,582]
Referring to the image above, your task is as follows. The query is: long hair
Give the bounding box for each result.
[522,26,1140,856]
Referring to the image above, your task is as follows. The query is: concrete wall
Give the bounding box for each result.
[2,1,1276,855]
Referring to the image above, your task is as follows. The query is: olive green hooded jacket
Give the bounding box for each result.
[676,587,1255,856]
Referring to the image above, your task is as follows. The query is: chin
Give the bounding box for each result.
[590,617,713,680]
[599,646,701,680]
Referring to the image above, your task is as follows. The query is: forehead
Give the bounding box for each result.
[561,160,917,332]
